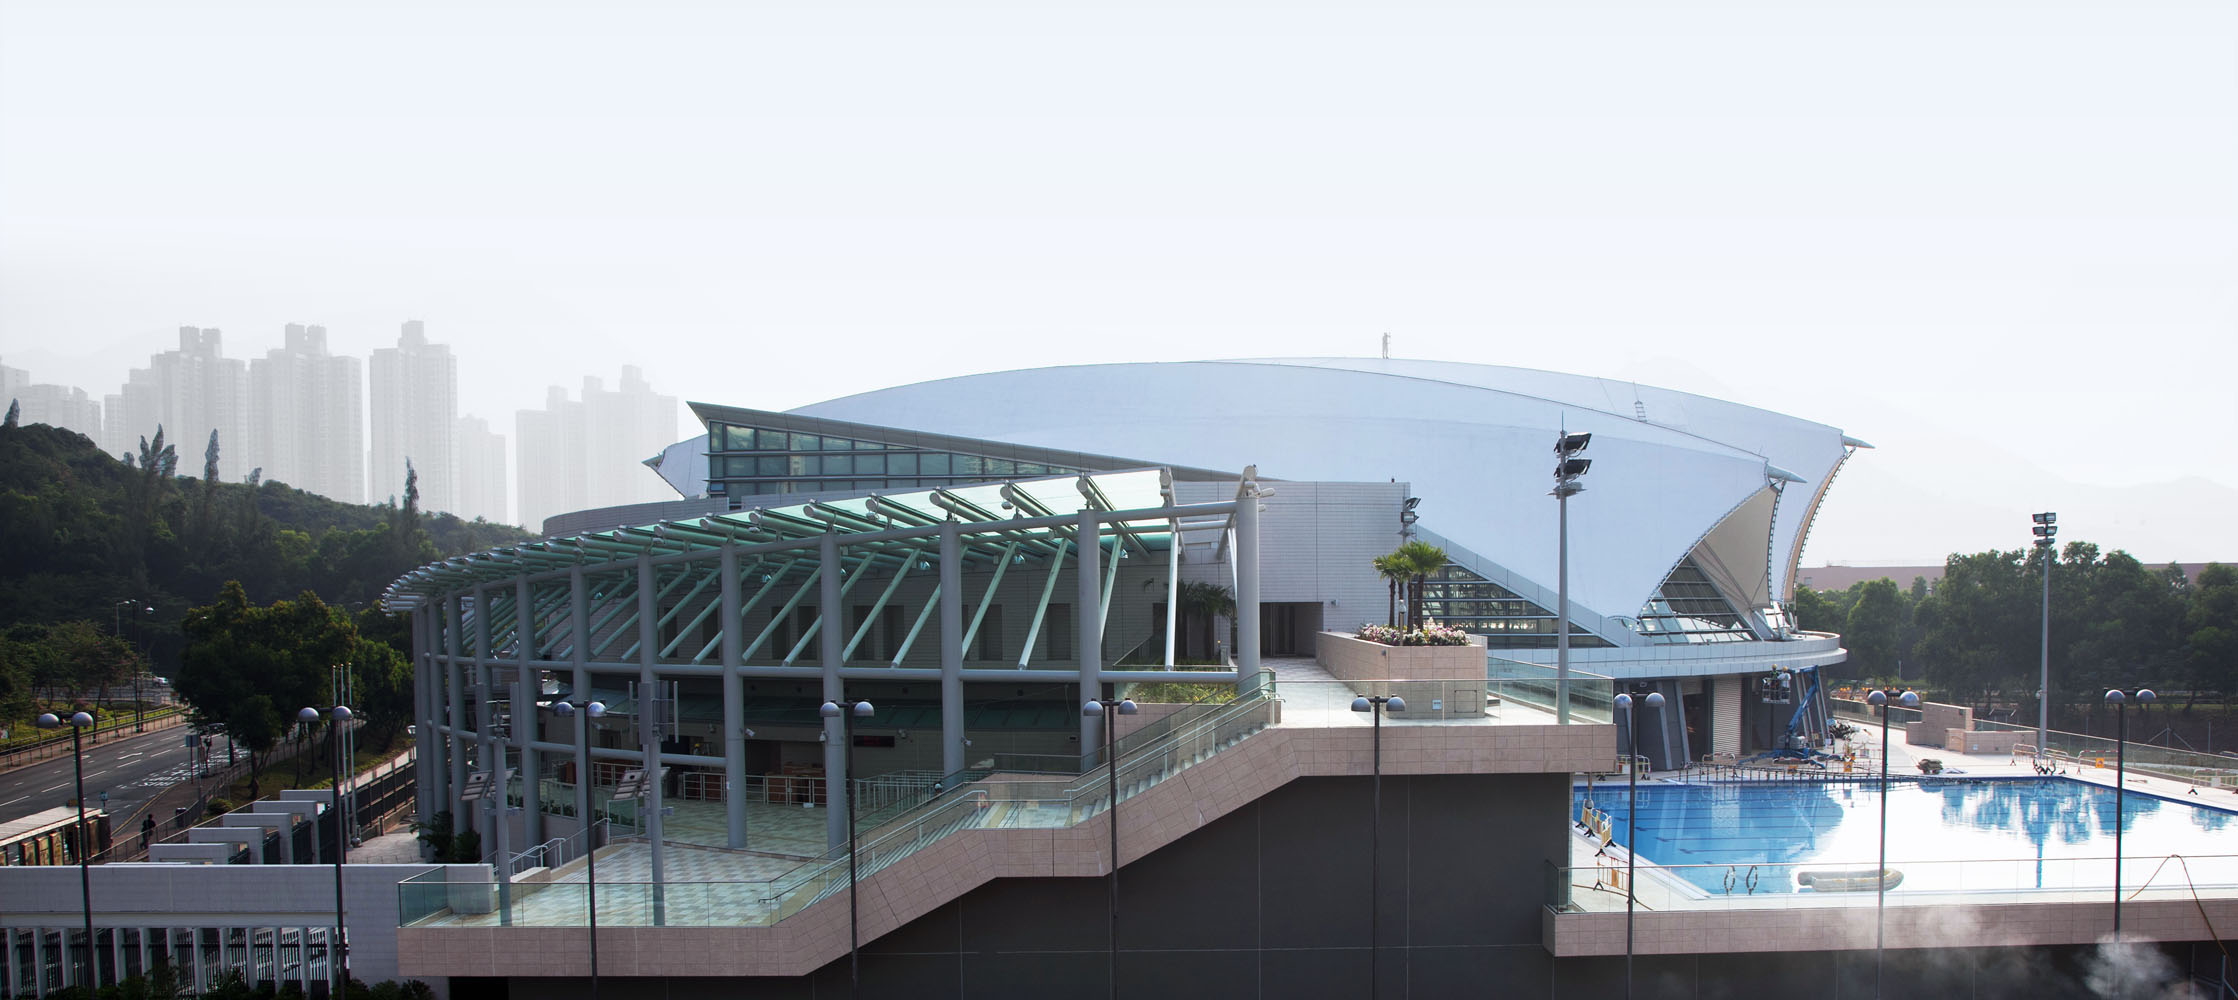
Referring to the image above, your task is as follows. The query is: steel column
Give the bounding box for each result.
[514,577,542,845]
[1078,509,1103,761]
[721,544,748,849]
[821,533,848,850]
[940,522,965,775]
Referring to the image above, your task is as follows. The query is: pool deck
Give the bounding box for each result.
[1550,718,2238,955]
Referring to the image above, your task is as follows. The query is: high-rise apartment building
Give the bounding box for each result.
[455,414,511,525]
[369,320,458,513]
[1,358,105,442]
[105,327,249,477]
[514,366,678,531]
[249,323,365,502]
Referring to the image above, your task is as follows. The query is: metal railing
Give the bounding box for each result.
[1548,852,2238,913]
[400,671,1285,929]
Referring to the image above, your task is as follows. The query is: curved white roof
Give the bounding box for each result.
[775,359,1854,622]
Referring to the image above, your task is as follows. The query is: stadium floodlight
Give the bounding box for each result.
[1551,427,1592,721]
[2032,512,2057,763]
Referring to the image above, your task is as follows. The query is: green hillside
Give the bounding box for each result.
[0,419,532,674]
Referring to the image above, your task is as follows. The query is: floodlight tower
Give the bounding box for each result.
[2032,512,2057,758]
[1553,429,1592,723]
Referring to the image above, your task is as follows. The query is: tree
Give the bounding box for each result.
[1789,584,1839,634]
[1175,581,1235,660]
[176,582,359,798]
[3,400,16,427]
[2184,564,2237,709]
[1373,553,1410,627]
[1843,578,1903,681]
[1391,540,1448,630]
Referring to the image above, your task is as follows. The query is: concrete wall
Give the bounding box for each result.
[1316,630,1487,681]
[0,862,478,995]
[480,772,1573,1000]
[1905,702,1975,748]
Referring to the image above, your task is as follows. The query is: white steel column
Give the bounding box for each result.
[514,577,542,845]
[1077,508,1103,761]
[721,544,748,849]
[819,533,847,850]
[414,612,440,830]
[444,593,467,827]
[939,522,965,776]
[569,567,593,834]
[634,555,667,914]
[1237,485,1261,676]
[472,585,496,844]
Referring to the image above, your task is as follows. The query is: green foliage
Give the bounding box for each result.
[0,420,530,732]
[1842,578,1904,677]
[176,582,361,796]
[1796,545,2231,716]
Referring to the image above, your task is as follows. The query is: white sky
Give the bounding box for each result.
[3,0,2233,566]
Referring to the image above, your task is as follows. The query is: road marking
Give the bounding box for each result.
[0,794,28,808]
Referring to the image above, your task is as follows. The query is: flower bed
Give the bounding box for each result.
[1354,620,1471,647]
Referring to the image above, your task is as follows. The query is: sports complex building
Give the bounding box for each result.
[24,360,2227,998]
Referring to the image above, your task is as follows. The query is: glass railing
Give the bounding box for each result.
[400,676,1284,929]
[1487,656,1615,724]
[1967,720,2238,787]
[1546,853,2238,913]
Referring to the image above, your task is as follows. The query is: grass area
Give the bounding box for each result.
[0,703,183,750]
[208,734,406,812]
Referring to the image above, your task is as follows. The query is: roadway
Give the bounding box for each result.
[0,724,223,828]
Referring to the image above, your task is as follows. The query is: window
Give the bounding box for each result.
[1046,604,1072,660]
[890,453,919,476]
[921,453,951,476]
[977,605,1003,661]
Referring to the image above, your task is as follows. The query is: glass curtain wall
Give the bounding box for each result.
[705,421,1083,497]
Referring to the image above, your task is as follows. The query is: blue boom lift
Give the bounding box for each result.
[1739,665,1839,766]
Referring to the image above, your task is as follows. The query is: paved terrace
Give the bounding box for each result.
[1551,718,2238,955]
[397,657,1616,979]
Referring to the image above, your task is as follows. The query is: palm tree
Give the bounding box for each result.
[1393,540,1449,631]
[1176,581,1236,660]
[1373,553,1411,627]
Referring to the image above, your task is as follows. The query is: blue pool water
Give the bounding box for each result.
[1576,777,2238,895]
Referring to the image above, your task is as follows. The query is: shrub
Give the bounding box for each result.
[1354,620,1470,647]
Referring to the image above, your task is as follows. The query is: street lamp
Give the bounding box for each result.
[2104,687,2155,942]
[1082,696,1138,1000]
[1612,690,1663,1000]
[2033,513,2057,760]
[298,704,353,997]
[1866,687,1919,998]
[820,698,874,999]
[1350,694,1406,999]
[549,699,607,1000]
[1552,429,1591,723]
[36,711,99,990]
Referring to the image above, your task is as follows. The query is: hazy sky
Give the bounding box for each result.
[3,0,2233,566]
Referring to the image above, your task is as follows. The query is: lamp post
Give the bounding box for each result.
[1083,696,1139,1000]
[820,698,874,999]
[1866,687,1919,998]
[1350,694,1406,999]
[36,711,99,990]
[2033,513,2057,760]
[1552,430,1592,723]
[1612,690,1663,1000]
[2104,687,2154,943]
[297,704,353,997]
[113,600,152,733]
[550,699,607,1000]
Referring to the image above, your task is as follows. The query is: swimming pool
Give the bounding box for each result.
[1576,776,2238,896]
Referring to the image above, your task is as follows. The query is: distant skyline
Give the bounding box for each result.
[4,0,2233,564]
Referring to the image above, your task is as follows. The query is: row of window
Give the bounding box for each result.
[679,603,1081,664]
[1424,566,1613,649]
[1633,559,1756,644]
[713,452,1073,479]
